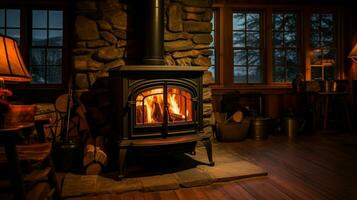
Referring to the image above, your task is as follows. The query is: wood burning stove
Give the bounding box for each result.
[109,0,214,179]
[110,65,214,178]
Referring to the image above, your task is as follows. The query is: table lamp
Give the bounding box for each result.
[0,35,31,98]
[0,35,32,125]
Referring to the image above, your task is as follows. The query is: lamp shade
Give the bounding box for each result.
[0,35,31,82]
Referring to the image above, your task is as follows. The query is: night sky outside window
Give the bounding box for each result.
[0,9,21,45]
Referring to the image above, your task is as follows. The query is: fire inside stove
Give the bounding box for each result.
[136,87,192,125]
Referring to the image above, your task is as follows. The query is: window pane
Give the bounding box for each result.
[47,48,62,65]
[247,14,259,31]
[234,50,247,65]
[47,66,62,84]
[246,32,260,47]
[248,50,260,65]
[274,66,285,82]
[0,9,4,27]
[233,13,245,30]
[274,49,285,65]
[284,32,296,47]
[32,30,47,46]
[248,67,261,83]
[286,49,298,65]
[321,14,333,29]
[0,29,4,34]
[33,10,47,28]
[287,66,299,81]
[234,67,247,83]
[6,9,20,28]
[6,29,20,44]
[284,14,296,31]
[273,32,283,47]
[30,66,46,84]
[273,14,283,31]
[233,31,245,47]
[49,30,63,46]
[311,32,320,48]
[49,11,63,29]
[30,48,46,65]
[322,32,333,47]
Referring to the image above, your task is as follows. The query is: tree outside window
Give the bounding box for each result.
[233,12,262,83]
[272,13,300,82]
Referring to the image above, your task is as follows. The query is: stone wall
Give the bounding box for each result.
[74,0,215,137]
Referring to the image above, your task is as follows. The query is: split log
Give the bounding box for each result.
[226,110,244,123]
[83,136,107,175]
[85,162,102,175]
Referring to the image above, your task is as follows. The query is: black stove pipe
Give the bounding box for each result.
[143,0,164,65]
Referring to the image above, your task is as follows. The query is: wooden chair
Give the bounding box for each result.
[0,120,61,199]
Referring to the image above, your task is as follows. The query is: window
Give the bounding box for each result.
[310,13,336,80]
[233,12,262,83]
[272,13,300,82]
[215,6,341,86]
[209,11,217,82]
[0,4,67,88]
[30,10,63,84]
[0,9,21,44]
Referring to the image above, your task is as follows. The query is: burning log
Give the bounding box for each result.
[169,112,185,122]
[152,102,163,122]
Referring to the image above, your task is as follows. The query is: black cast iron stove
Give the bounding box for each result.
[109,0,214,179]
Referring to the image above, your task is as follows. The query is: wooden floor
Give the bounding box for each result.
[69,133,357,200]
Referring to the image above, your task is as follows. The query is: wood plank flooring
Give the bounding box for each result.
[68,133,357,200]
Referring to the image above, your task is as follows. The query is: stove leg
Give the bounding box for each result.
[201,138,215,166]
[118,147,127,180]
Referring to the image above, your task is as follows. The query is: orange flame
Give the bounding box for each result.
[136,87,192,124]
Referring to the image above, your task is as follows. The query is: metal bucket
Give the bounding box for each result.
[283,117,305,138]
[250,117,271,140]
